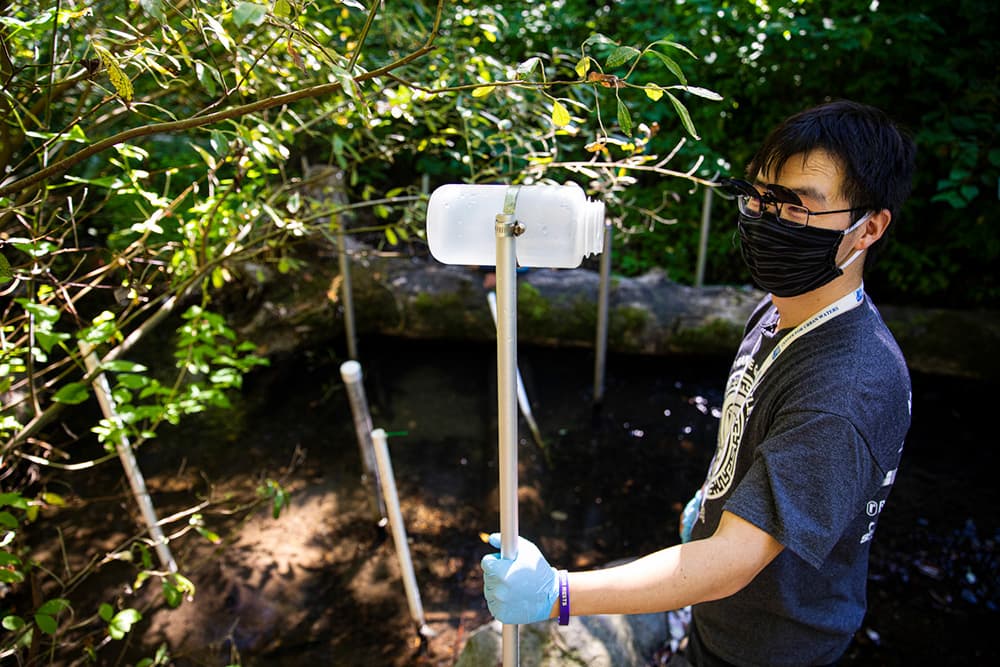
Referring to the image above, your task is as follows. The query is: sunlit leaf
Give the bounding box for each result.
[233,2,267,28]
[108,608,141,640]
[2,615,24,631]
[91,43,133,102]
[673,85,723,101]
[644,84,664,101]
[274,0,292,18]
[471,85,495,98]
[551,100,571,127]
[139,0,166,22]
[40,492,65,506]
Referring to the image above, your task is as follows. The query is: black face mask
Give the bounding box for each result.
[737,211,869,298]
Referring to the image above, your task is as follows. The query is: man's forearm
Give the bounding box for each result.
[551,511,784,618]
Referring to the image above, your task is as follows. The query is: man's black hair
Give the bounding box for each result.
[746,100,916,223]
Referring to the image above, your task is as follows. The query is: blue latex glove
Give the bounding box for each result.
[480,533,559,625]
[679,488,702,544]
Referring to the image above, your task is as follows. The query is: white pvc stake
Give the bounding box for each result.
[79,342,177,573]
[339,361,388,525]
[495,209,520,667]
[370,428,433,638]
[487,291,544,451]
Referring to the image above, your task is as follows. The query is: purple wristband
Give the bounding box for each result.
[558,569,570,625]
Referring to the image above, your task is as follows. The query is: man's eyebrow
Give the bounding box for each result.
[755,180,829,204]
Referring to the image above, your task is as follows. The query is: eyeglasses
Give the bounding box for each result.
[721,178,869,227]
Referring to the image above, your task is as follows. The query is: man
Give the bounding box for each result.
[480,100,916,666]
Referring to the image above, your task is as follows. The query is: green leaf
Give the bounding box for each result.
[666,91,699,140]
[515,57,541,79]
[37,598,71,616]
[582,33,615,49]
[0,253,12,284]
[274,0,292,18]
[99,603,114,622]
[139,0,166,22]
[0,569,25,584]
[606,45,641,69]
[0,511,18,528]
[2,615,25,631]
[52,382,90,405]
[34,613,57,636]
[0,551,21,566]
[0,493,29,509]
[551,100,571,127]
[616,99,632,137]
[108,608,142,640]
[649,51,687,85]
[471,85,495,98]
[101,360,148,373]
[233,2,267,28]
[650,39,697,60]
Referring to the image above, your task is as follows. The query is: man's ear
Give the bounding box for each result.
[855,209,891,250]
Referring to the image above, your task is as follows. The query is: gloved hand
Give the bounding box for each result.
[679,488,702,544]
[480,533,559,624]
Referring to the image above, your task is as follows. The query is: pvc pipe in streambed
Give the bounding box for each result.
[339,361,388,526]
[370,428,434,638]
[79,342,177,574]
[487,290,545,452]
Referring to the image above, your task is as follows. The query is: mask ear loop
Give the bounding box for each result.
[838,210,875,270]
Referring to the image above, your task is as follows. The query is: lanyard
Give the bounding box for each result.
[740,285,866,399]
[698,285,866,521]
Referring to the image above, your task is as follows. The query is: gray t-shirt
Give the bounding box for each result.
[689,293,910,666]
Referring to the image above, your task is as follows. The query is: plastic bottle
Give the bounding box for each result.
[426,183,605,268]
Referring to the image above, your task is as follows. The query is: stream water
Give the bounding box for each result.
[32,335,997,665]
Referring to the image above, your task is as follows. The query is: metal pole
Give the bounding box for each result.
[593,220,612,405]
[79,343,177,573]
[487,291,544,452]
[695,184,713,288]
[370,428,433,638]
[339,361,388,525]
[495,211,520,667]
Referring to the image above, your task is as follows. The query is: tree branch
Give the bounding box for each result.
[0,11,443,199]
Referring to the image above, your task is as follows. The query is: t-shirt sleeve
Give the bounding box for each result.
[723,409,881,569]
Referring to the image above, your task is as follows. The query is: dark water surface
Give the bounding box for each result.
[54,335,997,665]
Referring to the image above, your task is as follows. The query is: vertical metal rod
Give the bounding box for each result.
[339,361,388,525]
[487,291,544,451]
[338,227,359,360]
[593,220,613,405]
[79,343,177,573]
[495,213,520,667]
[695,184,713,288]
[370,428,432,637]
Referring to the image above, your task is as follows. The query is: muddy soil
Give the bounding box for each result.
[19,337,998,666]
